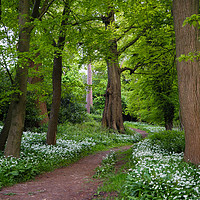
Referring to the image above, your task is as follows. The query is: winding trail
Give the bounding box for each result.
[129,128,149,138]
[0,146,131,200]
[0,128,148,200]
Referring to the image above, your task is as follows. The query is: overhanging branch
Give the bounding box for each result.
[120,62,142,74]
[118,27,149,55]
[38,0,55,20]
[116,24,138,42]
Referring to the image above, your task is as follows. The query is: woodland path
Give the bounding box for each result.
[0,146,131,200]
[0,129,147,200]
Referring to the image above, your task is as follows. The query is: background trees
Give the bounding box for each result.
[0,0,199,165]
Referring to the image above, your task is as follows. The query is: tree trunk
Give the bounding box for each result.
[46,1,69,145]
[102,53,124,132]
[173,0,200,165]
[4,0,30,157]
[0,103,13,151]
[86,62,93,113]
[38,100,49,125]
[46,54,62,145]
[102,10,124,133]
[164,102,174,131]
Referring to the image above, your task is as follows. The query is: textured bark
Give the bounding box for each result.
[4,0,30,157]
[0,103,13,151]
[102,53,124,132]
[86,63,93,113]
[102,10,124,133]
[173,0,200,165]
[46,1,70,145]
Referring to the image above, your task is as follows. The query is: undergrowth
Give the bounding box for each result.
[0,120,141,189]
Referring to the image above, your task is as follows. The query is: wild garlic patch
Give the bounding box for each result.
[124,140,200,199]
[0,124,141,189]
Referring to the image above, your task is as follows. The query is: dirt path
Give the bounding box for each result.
[129,128,149,138]
[0,146,131,200]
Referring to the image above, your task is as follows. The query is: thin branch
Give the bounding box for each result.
[118,27,149,55]
[116,24,138,42]
[0,50,14,84]
[31,0,41,18]
[120,62,142,74]
[38,0,55,20]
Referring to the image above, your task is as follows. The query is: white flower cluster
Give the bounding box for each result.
[126,140,200,199]
[114,132,142,143]
[0,131,96,173]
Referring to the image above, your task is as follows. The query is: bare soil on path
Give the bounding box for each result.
[0,146,131,200]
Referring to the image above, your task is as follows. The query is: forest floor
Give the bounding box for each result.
[0,130,147,200]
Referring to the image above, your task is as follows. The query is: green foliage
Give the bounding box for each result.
[91,61,107,115]
[178,51,200,62]
[147,130,185,153]
[118,0,178,127]
[88,113,102,122]
[183,14,200,27]
[24,92,41,129]
[59,93,88,124]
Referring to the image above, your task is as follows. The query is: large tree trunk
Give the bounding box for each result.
[86,62,93,113]
[173,0,200,165]
[4,0,30,157]
[46,1,69,145]
[102,53,124,132]
[102,10,124,133]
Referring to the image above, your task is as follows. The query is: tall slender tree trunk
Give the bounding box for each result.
[4,0,30,157]
[46,1,70,145]
[102,10,124,133]
[46,54,62,145]
[173,0,200,165]
[86,62,93,113]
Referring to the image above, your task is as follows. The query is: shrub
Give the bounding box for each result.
[147,130,185,153]
[88,113,102,122]
[59,94,88,124]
